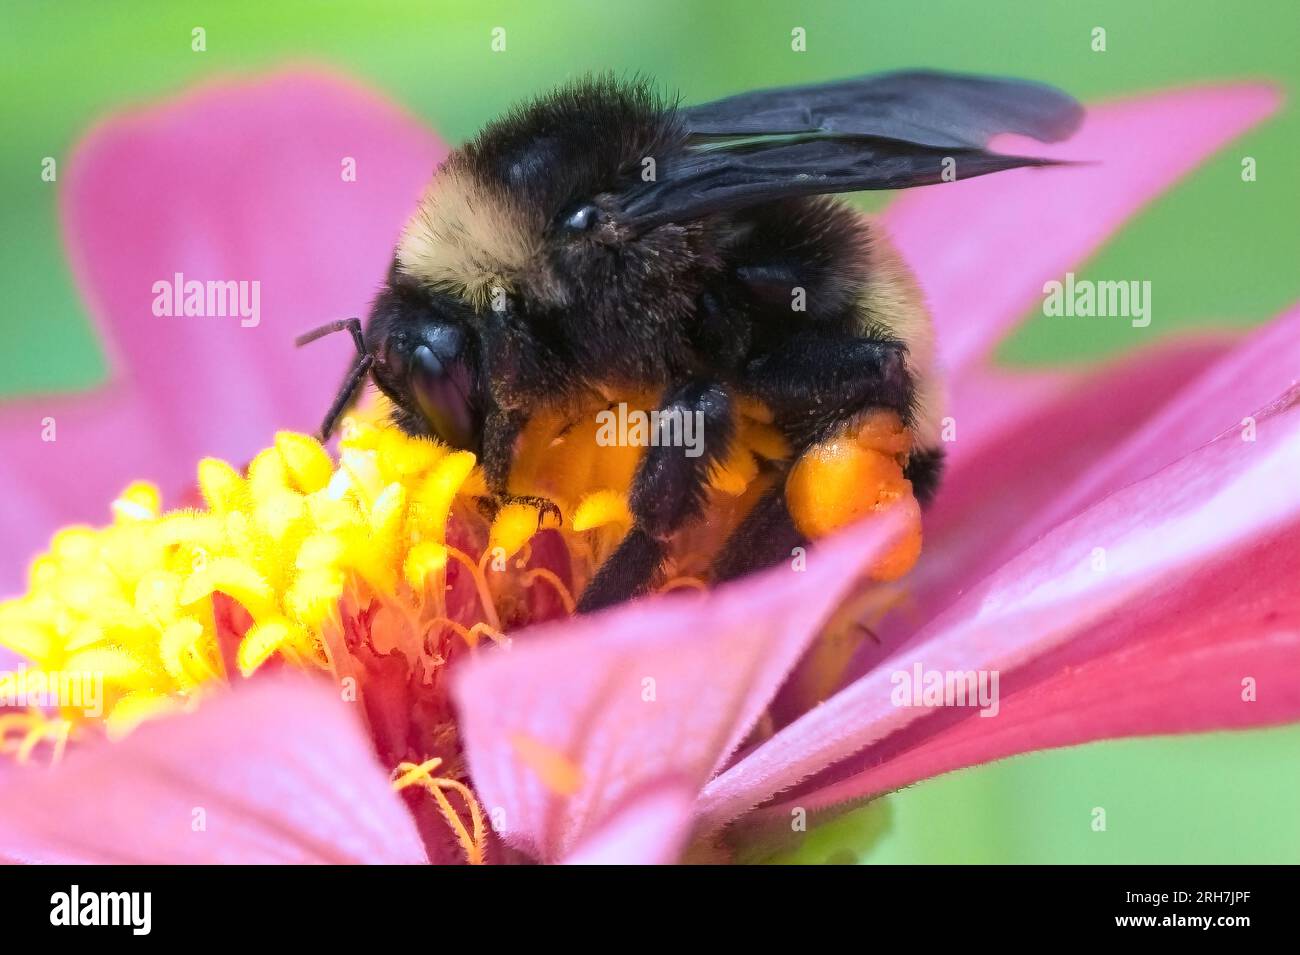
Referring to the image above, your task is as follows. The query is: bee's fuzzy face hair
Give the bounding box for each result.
[397,78,686,303]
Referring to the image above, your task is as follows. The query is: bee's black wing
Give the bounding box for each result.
[679,70,1082,149]
[622,70,1082,229]
[621,139,1066,229]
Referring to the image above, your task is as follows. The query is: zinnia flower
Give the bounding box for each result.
[1,70,1296,864]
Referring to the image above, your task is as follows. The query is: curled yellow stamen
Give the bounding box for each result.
[423,618,505,650]
[0,711,70,764]
[444,545,502,632]
[393,758,489,865]
[520,567,577,616]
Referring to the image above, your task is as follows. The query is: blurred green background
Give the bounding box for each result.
[1,0,1297,862]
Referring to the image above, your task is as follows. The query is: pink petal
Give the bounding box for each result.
[0,391,169,596]
[2,70,445,592]
[452,514,903,863]
[1027,303,1300,537]
[561,783,697,865]
[857,338,1228,651]
[857,304,1298,678]
[699,386,1300,830]
[0,674,427,863]
[769,339,1227,725]
[884,84,1280,378]
[761,567,1300,822]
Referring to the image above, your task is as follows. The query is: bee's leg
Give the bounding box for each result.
[478,406,526,496]
[576,381,734,613]
[476,408,562,528]
[712,481,807,583]
[745,335,945,504]
[574,528,665,613]
[903,446,945,506]
[715,444,942,583]
[711,333,912,582]
[743,334,911,438]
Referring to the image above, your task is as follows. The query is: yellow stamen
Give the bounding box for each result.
[489,503,553,559]
[445,545,502,632]
[236,616,302,677]
[571,489,632,533]
[520,567,577,615]
[393,758,489,865]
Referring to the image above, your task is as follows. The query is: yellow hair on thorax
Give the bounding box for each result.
[397,161,538,310]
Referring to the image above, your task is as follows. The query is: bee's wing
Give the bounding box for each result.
[679,70,1082,149]
[622,70,1082,229]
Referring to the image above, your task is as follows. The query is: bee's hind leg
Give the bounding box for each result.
[711,482,807,583]
[742,333,911,438]
[711,331,916,583]
[576,381,734,613]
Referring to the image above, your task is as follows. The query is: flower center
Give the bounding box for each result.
[0,394,921,862]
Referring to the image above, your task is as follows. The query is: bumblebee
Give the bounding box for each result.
[300,70,1081,611]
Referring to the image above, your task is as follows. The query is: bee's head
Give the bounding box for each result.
[391,78,714,357]
[363,269,486,452]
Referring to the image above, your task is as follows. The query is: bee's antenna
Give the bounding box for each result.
[294,317,366,350]
[296,318,372,442]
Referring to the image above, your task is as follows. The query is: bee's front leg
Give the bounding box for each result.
[577,381,734,613]
[476,406,562,529]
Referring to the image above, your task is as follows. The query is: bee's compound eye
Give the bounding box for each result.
[561,203,597,232]
[409,329,478,452]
